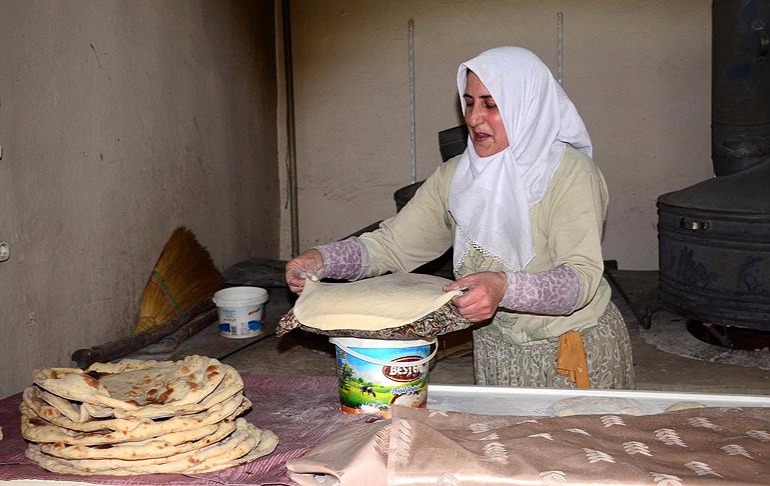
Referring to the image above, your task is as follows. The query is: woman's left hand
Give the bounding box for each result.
[444,271,507,322]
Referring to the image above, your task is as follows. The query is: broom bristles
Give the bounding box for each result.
[134,227,225,334]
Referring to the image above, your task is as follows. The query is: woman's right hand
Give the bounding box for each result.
[285,249,325,294]
[443,271,507,322]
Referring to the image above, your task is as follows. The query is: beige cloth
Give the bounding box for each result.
[287,420,389,485]
[287,405,770,486]
[359,147,611,346]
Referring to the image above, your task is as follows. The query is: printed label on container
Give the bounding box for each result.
[334,344,430,417]
[218,304,264,338]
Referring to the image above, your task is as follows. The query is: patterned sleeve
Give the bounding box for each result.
[314,237,367,281]
[499,265,581,315]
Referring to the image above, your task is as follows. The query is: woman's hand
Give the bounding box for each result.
[285,249,325,294]
[444,271,507,322]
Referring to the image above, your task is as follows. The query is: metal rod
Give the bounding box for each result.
[408,18,417,184]
[604,266,649,328]
[282,0,299,256]
[556,12,564,86]
[702,322,734,348]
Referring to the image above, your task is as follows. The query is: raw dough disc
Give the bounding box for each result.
[293,273,462,331]
[665,401,706,412]
[552,396,644,416]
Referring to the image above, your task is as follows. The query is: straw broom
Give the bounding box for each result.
[133,227,226,335]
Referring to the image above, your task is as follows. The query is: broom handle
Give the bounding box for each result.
[139,308,219,355]
[71,300,215,369]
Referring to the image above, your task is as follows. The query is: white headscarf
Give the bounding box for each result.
[449,46,593,272]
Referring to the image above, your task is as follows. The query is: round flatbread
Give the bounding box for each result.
[110,364,243,420]
[26,418,277,475]
[33,356,227,414]
[38,420,236,460]
[21,394,249,446]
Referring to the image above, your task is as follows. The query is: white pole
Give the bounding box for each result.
[557,12,564,87]
[408,19,417,184]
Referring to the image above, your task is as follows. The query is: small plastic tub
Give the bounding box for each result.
[213,287,268,339]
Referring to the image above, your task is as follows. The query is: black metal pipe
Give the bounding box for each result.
[282,0,300,256]
[712,0,770,176]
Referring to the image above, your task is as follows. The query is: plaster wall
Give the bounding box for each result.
[279,0,714,270]
[0,0,279,398]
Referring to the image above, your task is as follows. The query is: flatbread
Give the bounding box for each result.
[34,386,92,423]
[20,394,250,445]
[26,418,277,475]
[551,396,644,416]
[293,273,463,331]
[37,420,236,460]
[110,364,243,420]
[22,386,142,433]
[665,401,707,412]
[185,428,279,474]
[33,356,227,413]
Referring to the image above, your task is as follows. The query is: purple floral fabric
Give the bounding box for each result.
[500,265,581,315]
[314,237,364,280]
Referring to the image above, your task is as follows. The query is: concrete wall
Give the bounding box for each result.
[279,0,714,270]
[0,0,279,398]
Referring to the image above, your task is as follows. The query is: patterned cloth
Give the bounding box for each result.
[474,301,635,388]
[276,301,473,340]
[288,404,770,486]
[501,264,581,315]
[314,237,364,281]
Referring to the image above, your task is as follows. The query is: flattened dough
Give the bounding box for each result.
[665,401,706,412]
[293,273,462,331]
[552,396,644,416]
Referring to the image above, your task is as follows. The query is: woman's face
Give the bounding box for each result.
[463,72,509,156]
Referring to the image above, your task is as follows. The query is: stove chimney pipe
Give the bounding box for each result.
[712,0,770,176]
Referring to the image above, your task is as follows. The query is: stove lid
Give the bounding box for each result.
[657,157,770,213]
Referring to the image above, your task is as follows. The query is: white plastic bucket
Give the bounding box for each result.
[329,337,437,417]
[213,287,268,339]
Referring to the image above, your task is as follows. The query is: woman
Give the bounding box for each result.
[286,46,634,389]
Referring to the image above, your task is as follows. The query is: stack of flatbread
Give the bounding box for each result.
[20,355,278,475]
